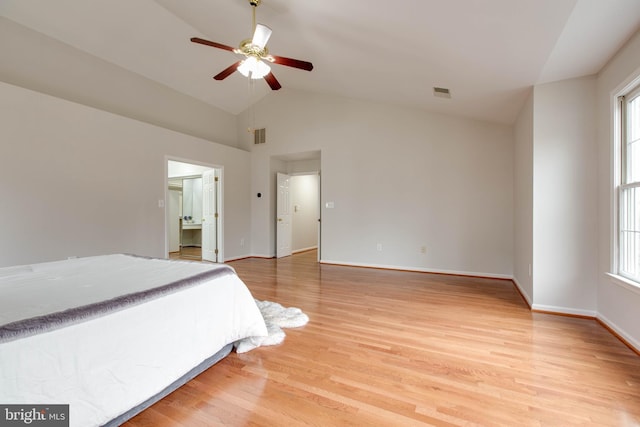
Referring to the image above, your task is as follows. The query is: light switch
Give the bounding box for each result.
[158,199,165,208]
[325,202,335,209]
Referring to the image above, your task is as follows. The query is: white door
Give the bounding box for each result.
[202,169,218,262]
[276,172,292,258]
[168,189,181,252]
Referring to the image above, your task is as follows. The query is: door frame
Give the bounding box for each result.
[165,156,224,262]
[275,170,321,260]
[290,171,321,260]
[270,151,322,261]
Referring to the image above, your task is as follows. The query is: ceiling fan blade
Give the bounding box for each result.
[190,37,235,52]
[264,72,282,90]
[252,24,272,49]
[271,55,313,71]
[214,61,242,80]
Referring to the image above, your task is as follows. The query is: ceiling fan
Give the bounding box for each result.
[190,0,313,91]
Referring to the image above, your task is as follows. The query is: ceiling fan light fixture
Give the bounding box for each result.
[238,56,271,79]
[252,23,272,49]
[190,0,312,90]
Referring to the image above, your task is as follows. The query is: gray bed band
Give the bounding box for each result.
[102,343,234,427]
[0,257,236,343]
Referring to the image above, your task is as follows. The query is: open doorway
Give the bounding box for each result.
[166,159,223,262]
[291,172,320,254]
[272,151,321,261]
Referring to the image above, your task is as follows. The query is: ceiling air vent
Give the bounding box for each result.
[254,128,266,144]
[433,87,451,99]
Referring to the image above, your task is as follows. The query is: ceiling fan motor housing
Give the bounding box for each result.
[238,39,269,58]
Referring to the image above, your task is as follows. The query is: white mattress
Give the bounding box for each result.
[0,254,268,427]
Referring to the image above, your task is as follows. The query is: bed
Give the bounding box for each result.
[0,254,268,427]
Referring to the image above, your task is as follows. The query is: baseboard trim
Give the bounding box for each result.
[225,253,273,262]
[319,259,512,280]
[529,305,639,356]
[224,255,252,262]
[511,277,532,308]
[293,246,318,254]
[596,313,640,356]
[531,304,597,318]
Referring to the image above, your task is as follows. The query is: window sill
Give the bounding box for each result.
[605,273,640,295]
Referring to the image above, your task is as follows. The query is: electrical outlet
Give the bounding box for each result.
[376,243,383,251]
[420,245,427,254]
[240,238,245,247]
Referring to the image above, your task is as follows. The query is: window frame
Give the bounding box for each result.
[615,83,640,286]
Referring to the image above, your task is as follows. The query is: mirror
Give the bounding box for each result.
[182,177,202,224]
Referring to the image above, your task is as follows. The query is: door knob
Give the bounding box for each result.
[278,218,283,222]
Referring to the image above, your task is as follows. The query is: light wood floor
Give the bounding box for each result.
[169,246,202,261]
[125,250,640,426]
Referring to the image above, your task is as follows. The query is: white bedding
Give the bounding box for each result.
[0,254,268,427]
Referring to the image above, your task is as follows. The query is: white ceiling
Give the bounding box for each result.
[1,0,640,124]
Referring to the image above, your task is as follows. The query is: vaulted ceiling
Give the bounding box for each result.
[1,0,640,124]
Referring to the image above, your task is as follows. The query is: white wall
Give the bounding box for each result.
[0,81,251,267]
[596,29,640,350]
[245,89,514,277]
[0,17,240,149]
[513,91,534,305]
[291,174,319,252]
[532,76,598,315]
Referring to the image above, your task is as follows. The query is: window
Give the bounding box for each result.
[618,85,640,283]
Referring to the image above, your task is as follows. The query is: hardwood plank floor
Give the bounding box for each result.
[169,246,202,261]
[125,251,640,426]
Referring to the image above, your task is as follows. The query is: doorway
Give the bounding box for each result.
[276,172,320,258]
[272,151,321,261]
[166,159,223,262]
